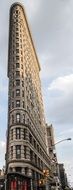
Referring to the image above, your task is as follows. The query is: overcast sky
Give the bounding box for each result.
[0,0,73,186]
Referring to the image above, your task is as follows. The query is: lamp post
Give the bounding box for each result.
[52,138,71,146]
[51,138,71,190]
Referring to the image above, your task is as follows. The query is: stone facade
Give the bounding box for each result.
[6,2,51,185]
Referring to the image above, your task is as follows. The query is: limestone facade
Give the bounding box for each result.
[6,3,51,182]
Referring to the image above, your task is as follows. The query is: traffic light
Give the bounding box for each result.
[43,169,49,177]
[39,179,45,186]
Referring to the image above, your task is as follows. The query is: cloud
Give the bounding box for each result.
[48,74,73,94]
[0,141,6,148]
[44,74,73,125]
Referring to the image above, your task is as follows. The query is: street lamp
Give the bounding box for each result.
[52,138,71,146]
[51,138,71,190]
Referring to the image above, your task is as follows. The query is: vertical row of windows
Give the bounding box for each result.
[29,133,45,159]
[11,145,27,159]
[11,128,27,140]
[11,113,25,124]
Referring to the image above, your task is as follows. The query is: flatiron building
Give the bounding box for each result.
[6,2,51,187]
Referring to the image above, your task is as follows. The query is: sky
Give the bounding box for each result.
[0,0,73,186]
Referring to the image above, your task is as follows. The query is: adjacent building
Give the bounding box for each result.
[0,167,5,190]
[59,163,69,190]
[5,2,51,189]
[46,124,61,190]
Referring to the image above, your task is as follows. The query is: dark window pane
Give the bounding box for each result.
[12,115,14,124]
[22,81,24,87]
[22,90,24,97]
[16,63,19,68]
[16,80,20,86]
[23,101,24,108]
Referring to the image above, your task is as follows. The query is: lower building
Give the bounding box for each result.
[46,124,61,190]
[59,164,69,190]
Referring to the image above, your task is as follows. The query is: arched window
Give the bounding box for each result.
[16,113,20,123]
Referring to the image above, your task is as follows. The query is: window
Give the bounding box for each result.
[16,49,19,53]
[16,32,19,36]
[16,19,18,23]
[16,27,19,31]
[15,167,21,173]
[23,128,27,140]
[16,63,19,68]
[29,133,32,144]
[16,37,19,41]
[16,55,19,61]
[16,80,20,86]
[23,101,24,108]
[16,113,20,123]
[24,146,26,158]
[16,43,19,47]
[16,10,18,14]
[16,71,20,77]
[12,102,14,109]
[30,150,33,161]
[16,89,20,96]
[16,100,20,107]
[22,90,24,97]
[16,128,20,139]
[16,145,21,159]
[34,140,36,148]
[34,154,37,164]
[12,115,14,124]
[23,114,25,123]
[11,129,13,140]
[11,146,13,159]
[22,81,24,87]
